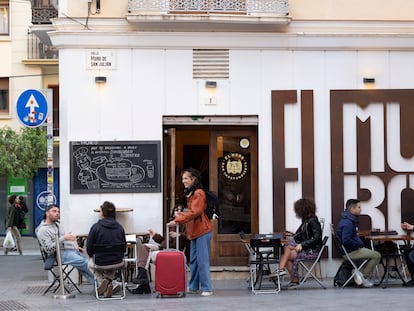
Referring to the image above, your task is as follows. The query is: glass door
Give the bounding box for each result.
[210,129,258,265]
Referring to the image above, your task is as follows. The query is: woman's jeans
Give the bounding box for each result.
[188,231,213,292]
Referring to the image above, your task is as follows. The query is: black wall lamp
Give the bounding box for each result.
[363,77,375,84]
[205,81,217,88]
[95,76,107,83]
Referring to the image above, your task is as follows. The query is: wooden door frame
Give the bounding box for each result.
[162,119,258,265]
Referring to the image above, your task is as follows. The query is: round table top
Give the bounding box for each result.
[93,207,133,212]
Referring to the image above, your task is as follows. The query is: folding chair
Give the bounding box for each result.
[240,233,259,289]
[249,237,282,294]
[124,234,139,282]
[92,243,127,300]
[330,224,368,288]
[297,236,329,289]
[38,241,81,295]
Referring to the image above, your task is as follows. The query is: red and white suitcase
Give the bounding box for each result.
[154,224,187,298]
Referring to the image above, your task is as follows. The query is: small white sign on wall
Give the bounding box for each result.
[86,50,117,70]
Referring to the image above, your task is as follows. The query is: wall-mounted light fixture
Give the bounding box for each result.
[205,81,217,88]
[96,0,101,13]
[95,76,107,83]
[363,77,375,84]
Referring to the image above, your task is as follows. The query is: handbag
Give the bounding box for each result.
[3,229,16,249]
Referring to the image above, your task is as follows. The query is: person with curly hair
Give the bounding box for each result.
[272,198,322,288]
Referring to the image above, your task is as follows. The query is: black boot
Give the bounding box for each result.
[132,267,149,285]
[127,283,151,295]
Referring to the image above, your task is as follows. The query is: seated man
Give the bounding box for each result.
[401,221,414,286]
[337,199,381,288]
[86,201,126,298]
[36,204,95,286]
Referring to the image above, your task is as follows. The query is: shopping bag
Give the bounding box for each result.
[3,230,15,249]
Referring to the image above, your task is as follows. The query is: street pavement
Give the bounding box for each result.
[0,236,413,311]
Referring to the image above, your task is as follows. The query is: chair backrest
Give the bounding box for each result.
[37,239,57,270]
[315,236,329,260]
[94,243,126,254]
[93,243,127,266]
[125,234,136,243]
[250,237,281,259]
[330,224,344,254]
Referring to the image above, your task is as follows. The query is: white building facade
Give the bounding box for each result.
[49,0,414,274]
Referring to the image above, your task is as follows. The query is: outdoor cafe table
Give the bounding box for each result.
[366,234,414,288]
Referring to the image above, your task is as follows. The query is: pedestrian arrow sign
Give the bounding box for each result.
[16,89,48,127]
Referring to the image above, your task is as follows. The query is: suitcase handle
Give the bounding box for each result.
[166,223,179,250]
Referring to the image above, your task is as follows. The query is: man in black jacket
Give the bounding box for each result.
[87,201,126,297]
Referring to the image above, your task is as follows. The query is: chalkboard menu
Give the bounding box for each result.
[70,141,161,193]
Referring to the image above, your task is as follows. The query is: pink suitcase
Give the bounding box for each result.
[154,224,186,298]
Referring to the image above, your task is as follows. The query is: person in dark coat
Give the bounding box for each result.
[400,221,414,286]
[274,198,323,288]
[4,195,24,255]
[87,201,126,298]
[337,198,380,288]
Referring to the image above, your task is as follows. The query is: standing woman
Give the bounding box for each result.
[4,194,23,255]
[276,197,322,288]
[167,168,213,296]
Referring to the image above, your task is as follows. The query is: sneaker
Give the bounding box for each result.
[97,279,109,296]
[285,281,299,289]
[362,277,373,288]
[403,280,414,287]
[353,271,363,286]
[200,291,213,297]
[187,288,199,294]
[269,269,287,278]
[112,281,122,294]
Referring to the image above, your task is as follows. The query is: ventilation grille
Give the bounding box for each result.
[193,49,229,79]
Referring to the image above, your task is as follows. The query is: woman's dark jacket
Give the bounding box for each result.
[294,215,323,251]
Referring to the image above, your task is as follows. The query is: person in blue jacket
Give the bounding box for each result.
[337,198,381,288]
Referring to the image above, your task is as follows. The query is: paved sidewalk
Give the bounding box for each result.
[1,237,413,311]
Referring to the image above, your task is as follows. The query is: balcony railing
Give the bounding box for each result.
[128,0,289,16]
[27,30,59,60]
[32,6,58,24]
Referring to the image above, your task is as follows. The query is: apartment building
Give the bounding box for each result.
[10,0,414,273]
[0,0,58,235]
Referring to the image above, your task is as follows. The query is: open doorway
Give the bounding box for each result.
[163,118,258,265]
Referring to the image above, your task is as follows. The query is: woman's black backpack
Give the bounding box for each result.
[204,190,220,220]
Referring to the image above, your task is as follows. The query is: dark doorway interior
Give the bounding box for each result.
[183,144,209,189]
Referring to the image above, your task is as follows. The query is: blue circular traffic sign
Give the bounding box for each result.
[16,89,48,127]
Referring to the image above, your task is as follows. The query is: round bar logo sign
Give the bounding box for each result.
[221,153,248,180]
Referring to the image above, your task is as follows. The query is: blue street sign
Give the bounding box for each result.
[16,89,48,127]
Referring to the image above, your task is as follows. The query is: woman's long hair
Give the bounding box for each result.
[182,168,204,190]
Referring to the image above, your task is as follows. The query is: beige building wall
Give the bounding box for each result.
[63,0,414,21]
[0,0,51,130]
[290,0,414,21]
